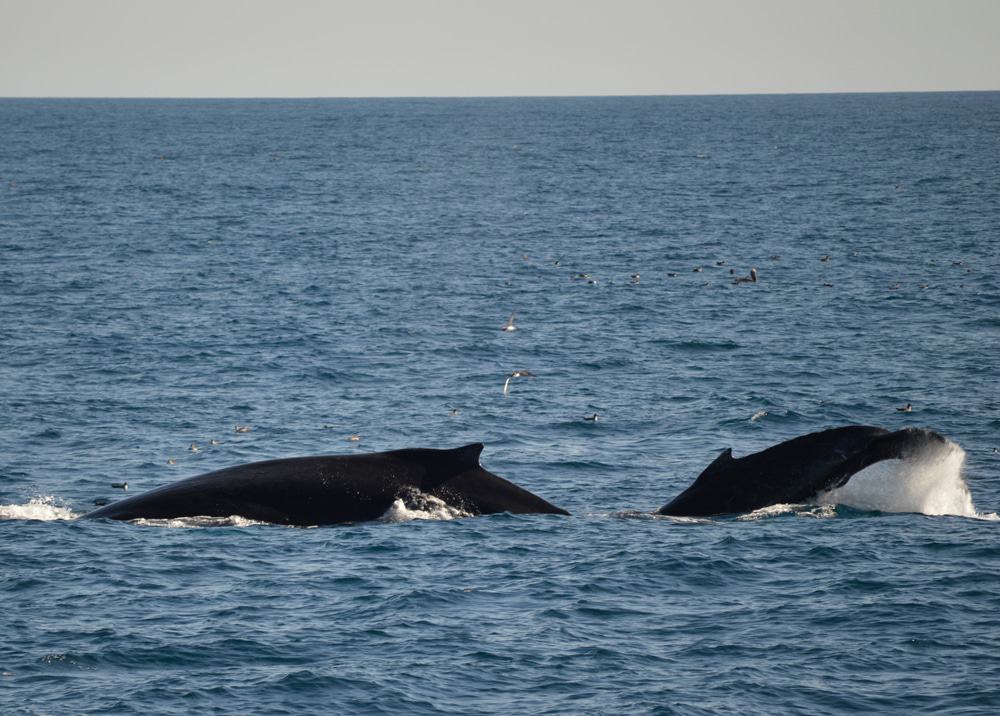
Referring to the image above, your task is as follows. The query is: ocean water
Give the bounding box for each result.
[2,93,999,715]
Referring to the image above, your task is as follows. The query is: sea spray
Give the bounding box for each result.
[0,497,78,521]
[379,490,471,523]
[816,438,976,516]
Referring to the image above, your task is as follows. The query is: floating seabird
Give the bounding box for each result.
[111,482,128,491]
[189,443,200,452]
[667,272,678,278]
[501,313,517,332]
[209,439,220,445]
[630,273,640,283]
[347,434,361,442]
[166,458,176,465]
[896,403,913,413]
[692,267,703,273]
[821,255,831,262]
[234,425,251,433]
[449,408,460,416]
[584,413,599,422]
[733,267,758,285]
[503,370,536,395]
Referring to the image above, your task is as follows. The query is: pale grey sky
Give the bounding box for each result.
[1,0,997,97]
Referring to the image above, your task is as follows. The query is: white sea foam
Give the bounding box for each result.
[130,515,270,528]
[738,503,837,521]
[0,496,79,521]
[379,491,471,523]
[815,438,980,517]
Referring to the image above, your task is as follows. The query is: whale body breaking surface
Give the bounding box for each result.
[72,425,980,526]
[658,425,967,517]
[83,443,568,526]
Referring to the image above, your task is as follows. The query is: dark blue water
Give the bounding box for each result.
[2,94,1000,715]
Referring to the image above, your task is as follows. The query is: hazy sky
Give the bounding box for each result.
[1,0,997,97]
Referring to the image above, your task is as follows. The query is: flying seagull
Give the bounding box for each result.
[503,370,536,395]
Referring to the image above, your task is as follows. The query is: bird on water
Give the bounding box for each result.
[501,312,517,332]
[896,403,913,413]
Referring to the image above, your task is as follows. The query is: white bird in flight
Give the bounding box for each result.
[501,312,517,332]
[503,370,536,395]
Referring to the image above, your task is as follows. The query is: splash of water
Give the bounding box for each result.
[379,491,471,523]
[0,496,79,521]
[815,438,981,517]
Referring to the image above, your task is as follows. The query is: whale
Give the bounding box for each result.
[658,426,948,516]
[84,443,568,525]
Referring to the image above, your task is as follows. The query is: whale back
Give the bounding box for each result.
[658,425,899,516]
[84,443,567,525]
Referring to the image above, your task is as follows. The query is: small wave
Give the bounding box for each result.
[0,496,79,521]
[131,515,269,528]
[622,511,715,525]
[815,438,979,517]
[649,339,740,352]
[379,491,470,523]
[972,512,999,521]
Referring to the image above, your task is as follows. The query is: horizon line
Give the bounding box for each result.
[2,88,999,101]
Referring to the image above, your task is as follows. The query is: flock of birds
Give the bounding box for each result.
[489,250,928,424]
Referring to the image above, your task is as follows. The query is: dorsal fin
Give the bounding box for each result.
[446,443,484,469]
[703,448,734,475]
[417,443,485,490]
